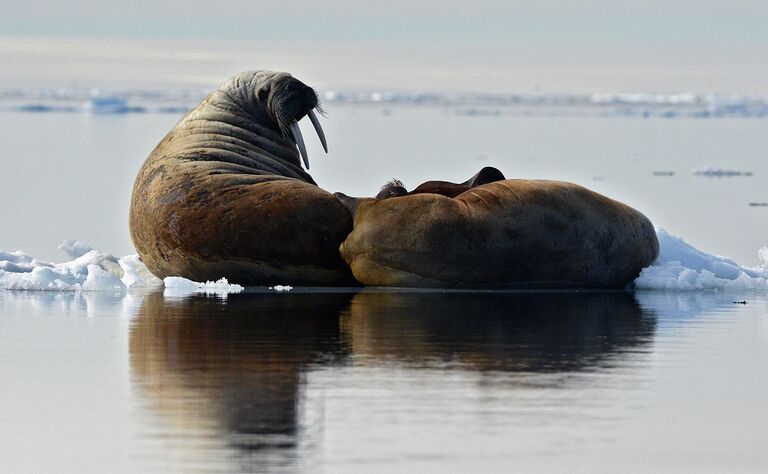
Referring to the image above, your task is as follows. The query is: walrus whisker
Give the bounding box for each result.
[290,121,310,169]
[308,110,328,153]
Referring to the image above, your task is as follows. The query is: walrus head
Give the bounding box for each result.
[232,71,328,169]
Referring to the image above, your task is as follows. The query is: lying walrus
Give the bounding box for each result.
[131,70,657,288]
[130,71,355,285]
[335,171,659,288]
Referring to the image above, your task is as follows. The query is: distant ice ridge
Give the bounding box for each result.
[1,87,768,118]
[693,167,753,177]
[634,228,768,291]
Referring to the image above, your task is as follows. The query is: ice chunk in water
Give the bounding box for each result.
[634,228,768,291]
[163,277,244,297]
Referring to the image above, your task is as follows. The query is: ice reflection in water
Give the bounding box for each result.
[129,290,657,472]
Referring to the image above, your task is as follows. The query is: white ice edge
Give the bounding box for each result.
[634,227,767,291]
[1,232,767,293]
[163,276,243,297]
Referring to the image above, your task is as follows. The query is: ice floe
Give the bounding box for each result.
[163,277,243,297]
[634,228,768,291]
[0,241,161,292]
[1,232,767,293]
[693,167,753,177]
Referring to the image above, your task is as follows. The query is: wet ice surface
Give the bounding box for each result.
[1,288,767,473]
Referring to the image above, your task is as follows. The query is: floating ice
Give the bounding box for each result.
[0,245,126,291]
[693,167,753,177]
[0,250,52,273]
[58,240,94,259]
[163,277,244,297]
[82,264,125,292]
[1,240,239,294]
[118,254,163,289]
[85,97,133,114]
[634,228,768,291]
[0,241,163,292]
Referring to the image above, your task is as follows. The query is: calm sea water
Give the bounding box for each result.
[1,107,767,472]
[0,289,766,473]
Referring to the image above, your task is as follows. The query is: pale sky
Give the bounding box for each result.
[1,1,767,93]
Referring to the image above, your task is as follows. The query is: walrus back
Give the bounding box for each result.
[339,179,659,288]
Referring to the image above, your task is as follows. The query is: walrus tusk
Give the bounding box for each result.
[290,121,310,169]
[308,109,328,153]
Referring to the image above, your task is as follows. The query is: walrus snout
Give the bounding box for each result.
[266,75,327,170]
[270,76,319,125]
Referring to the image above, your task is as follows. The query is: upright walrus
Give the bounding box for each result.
[336,173,659,288]
[130,71,355,285]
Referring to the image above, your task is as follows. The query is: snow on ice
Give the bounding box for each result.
[1,231,767,293]
[634,228,768,291]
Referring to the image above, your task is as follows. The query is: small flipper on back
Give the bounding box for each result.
[462,167,506,188]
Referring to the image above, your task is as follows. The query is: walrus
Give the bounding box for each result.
[335,173,659,288]
[129,71,355,285]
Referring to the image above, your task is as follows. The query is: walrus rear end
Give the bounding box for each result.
[339,179,659,288]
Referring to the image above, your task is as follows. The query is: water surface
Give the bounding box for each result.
[1,289,766,472]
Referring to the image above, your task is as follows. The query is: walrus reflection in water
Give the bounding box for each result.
[129,291,352,458]
[341,291,656,371]
[129,290,654,466]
